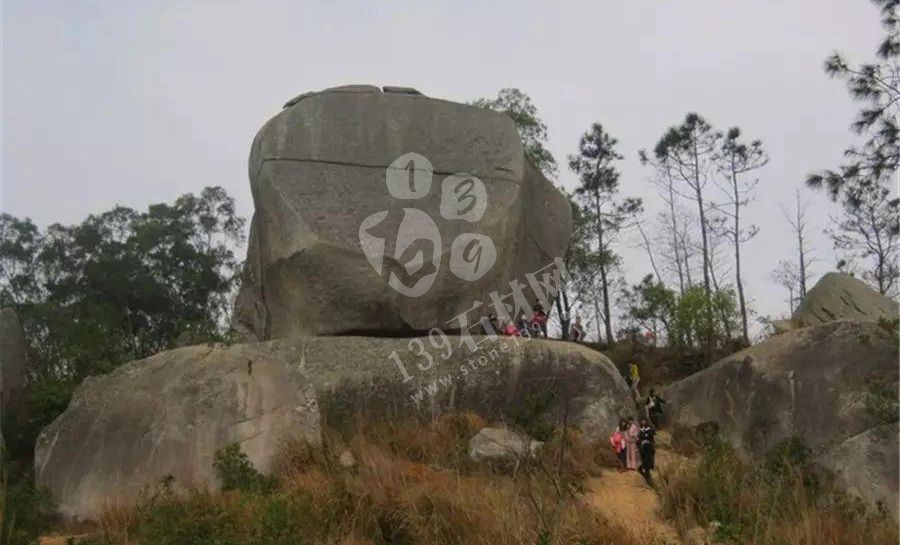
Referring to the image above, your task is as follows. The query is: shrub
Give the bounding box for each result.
[657,437,898,545]
[213,444,273,493]
[89,413,647,545]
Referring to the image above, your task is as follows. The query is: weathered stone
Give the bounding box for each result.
[233,85,572,339]
[36,336,631,519]
[793,272,898,326]
[337,449,357,468]
[0,308,27,408]
[819,423,899,517]
[664,320,899,516]
[35,344,322,520]
[382,86,423,95]
[468,427,541,462]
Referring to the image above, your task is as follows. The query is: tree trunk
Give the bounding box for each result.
[667,182,686,294]
[595,195,614,345]
[636,221,663,284]
[556,286,571,340]
[693,144,714,354]
[732,164,749,344]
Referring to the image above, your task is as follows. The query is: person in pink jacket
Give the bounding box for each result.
[609,419,627,471]
[625,417,640,470]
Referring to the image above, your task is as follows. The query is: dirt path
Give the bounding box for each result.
[583,431,684,544]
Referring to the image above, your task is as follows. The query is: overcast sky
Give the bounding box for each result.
[1,0,886,327]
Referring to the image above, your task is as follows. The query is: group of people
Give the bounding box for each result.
[609,417,657,485]
[485,304,549,339]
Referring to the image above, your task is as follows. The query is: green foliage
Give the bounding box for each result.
[1,446,55,545]
[863,375,900,424]
[1,381,75,462]
[0,186,246,385]
[809,0,899,195]
[214,444,273,494]
[622,278,738,351]
[659,437,895,544]
[472,88,558,178]
[567,122,643,344]
[506,391,557,442]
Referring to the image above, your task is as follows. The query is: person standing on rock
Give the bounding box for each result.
[531,304,548,338]
[570,315,584,342]
[625,417,640,470]
[637,418,656,486]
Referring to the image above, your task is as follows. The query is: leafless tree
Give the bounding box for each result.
[772,260,802,314]
[781,188,815,298]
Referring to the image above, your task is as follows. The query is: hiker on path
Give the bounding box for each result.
[609,420,627,471]
[645,389,665,428]
[625,417,640,470]
[637,418,656,486]
[628,362,641,398]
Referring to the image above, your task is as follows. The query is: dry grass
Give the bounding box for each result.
[657,439,899,545]
[86,412,651,545]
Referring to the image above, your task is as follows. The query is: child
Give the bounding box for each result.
[609,420,628,471]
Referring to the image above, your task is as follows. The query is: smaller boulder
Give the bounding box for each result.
[337,450,356,468]
[468,427,542,463]
[793,272,898,326]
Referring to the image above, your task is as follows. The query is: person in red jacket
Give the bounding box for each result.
[609,419,628,471]
[531,304,548,338]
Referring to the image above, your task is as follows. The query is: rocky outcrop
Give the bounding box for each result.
[35,343,322,520]
[232,85,572,340]
[468,427,542,462]
[793,272,898,327]
[664,320,899,516]
[36,337,631,519]
[819,424,899,515]
[0,308,27,408]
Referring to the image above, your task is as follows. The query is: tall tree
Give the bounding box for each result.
[0,186,246,383]
[643,114,721,351]
[640,152,688,293]
[829,183,900,296]
[712,127,768,344]
[810,0,899,196]
[808,0,899,295]
[772,260,802,314]
[568,123,641,344]
[553,197,596,339]
[781,188,815,299]
[472,88,558,178]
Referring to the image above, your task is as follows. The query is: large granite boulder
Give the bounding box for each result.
[793,272,898,326]
[232,85,572,340]
[0,308,27,407]
[36,337,631,519]
[664,320,899,516]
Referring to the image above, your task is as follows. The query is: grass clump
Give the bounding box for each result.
[658,435,898,545]
[81,412,647,545]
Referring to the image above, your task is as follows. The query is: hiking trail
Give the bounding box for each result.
[582,430,691,545]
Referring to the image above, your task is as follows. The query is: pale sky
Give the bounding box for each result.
[1,0,886,327]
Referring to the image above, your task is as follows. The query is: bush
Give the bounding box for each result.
[658,437,898,545]
[88,413,645,545]
[213,444,273,494]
